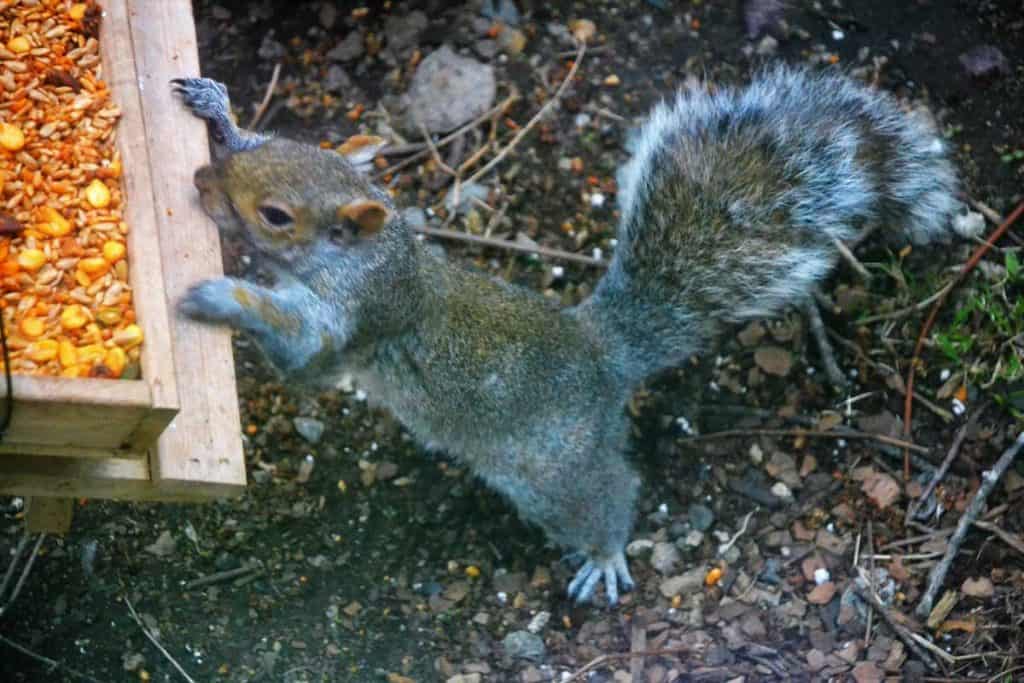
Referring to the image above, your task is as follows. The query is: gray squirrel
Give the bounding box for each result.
[172,64,959,605]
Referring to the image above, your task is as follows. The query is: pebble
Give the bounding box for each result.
[405,45,495,134]
[502,631,545,661]
[447,675,482,683]
[682,529,704,548]
[626,539,655,558]
[327,31,365,62]
[526,611,550,634]
[814,568,831,585]
[770,482,793,500]
[659,566,708,598]
[807,581,837,604]
[754,345,792,376]
[293,417,325,444]
[323,65,353,93]
[961,576,995,598]
[650,542,681,575]
[688,503,715,531]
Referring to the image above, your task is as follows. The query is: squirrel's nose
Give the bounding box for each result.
[194,165,215,192]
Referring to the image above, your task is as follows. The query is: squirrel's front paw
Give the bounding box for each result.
[567,551,634,606]
[178,278,245,325]
[171,78,233,143]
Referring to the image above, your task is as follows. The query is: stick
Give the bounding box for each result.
[718,509,757,556]
[903,200,1024,479]
[856,282,954,325]
[906,405,985,526]
[248,62,281,130]
[915,431,1024,619]
[183,563,261,590]
[0,532,44,618]
[854,580,939,671]
[0,634,103,683]
[465,40,586,185]
[415,225,605,267]
[833,237,872,280]
[124,594,198,683]
[680,427,931,455]
[564,648,690,682]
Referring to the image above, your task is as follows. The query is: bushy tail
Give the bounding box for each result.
[576,64,960,386]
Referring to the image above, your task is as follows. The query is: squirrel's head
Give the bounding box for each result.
[194,134,399,265]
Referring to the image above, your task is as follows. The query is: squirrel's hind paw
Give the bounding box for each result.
[171,78,230,119]
[567,552,634,606]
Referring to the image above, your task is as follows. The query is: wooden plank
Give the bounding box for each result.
[0,453,239,502]
[26,498,73,535]
[0,377,152,454]
[125,0,247,495]
[99,0,180,449]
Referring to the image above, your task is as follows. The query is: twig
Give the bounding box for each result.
[856,281,954,325]
[465,40,586,185]
[248,62,281,130]
[563,648,690,682]
[864,521,876,649]
[906,404,985,526]
[0,634,103,683]
[854,579,939,671]
[0,532,45,619]
[183,563,261,590]
[903,200,1024,479]
[718,509,757,557]
[680,427,931,454]
[833,237,872,280]
[974,520,1024,556]
[373,93,520,179]
[416,119,457,177]
[415,225,605,267]
[915,431,1024,619]
[629,619,646,683]
[967,197,1004,226]
[124,593,197,683]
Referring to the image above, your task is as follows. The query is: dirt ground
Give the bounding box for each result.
[3,0,1024,681]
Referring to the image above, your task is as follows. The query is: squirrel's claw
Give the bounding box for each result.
[567,552,634,606]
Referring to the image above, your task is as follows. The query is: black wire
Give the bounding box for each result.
[0,309,11,439]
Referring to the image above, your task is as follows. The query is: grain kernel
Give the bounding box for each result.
[112,323,143,348]
[84,179,111,208]
[96,307,121,326]
[78,256,109,276]
[59,339,77,367]
[37,207,72,237]
[19,317,46,338]
[77,344,105,364]
[17,249,46,272]
[60,304,89,329]
[28,339,59,362]
[69,4,88,21]
[102,240,125,262]
[103,347,126,377]
[0,123,26,151]
[7,36,30,54]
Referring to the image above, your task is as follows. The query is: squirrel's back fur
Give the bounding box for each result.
[580,65,959,384]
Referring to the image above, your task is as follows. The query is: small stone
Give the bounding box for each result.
[815,529,849,555]
[626,539,655,558]
[376,462,399,481]
[801,555,826,582]
[323,65,353,93]
[861,471,901,510]
[800,454,818,478]
[756,35,778,55]
[961,576,994,598]
[405,45,496,134]
[770,482,793,500]
[144,530,176,558]
[498,28,527,55]
[659,566,708,598]
[754,346,792,376]
[792,520,816,542]
[526,611,550,634]
[806,649,827,672]
[807,581,837,604]
[959,45,1010,79]
[813,568,831,585]
[682,530,704,548]
[502,631,545,661]
[327,31,364,62]
[293,417,325,444]
[651,542,681,575]
[383,11,428,56]
[492,571,526,595]
[688,503,715,531]
[738,321,765,347]
[318,3,337,29]
[447,675,482,683]
[529,566,552,589]
[740,613,767,638]
[257,34,286,61]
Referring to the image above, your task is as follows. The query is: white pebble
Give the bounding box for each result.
[354,389,368,402]
[590,192,606,208]
[771,482,793,499]
[837,439,848,448]
[940,368,952,381]
[551,265,565,279]
[814,568,831,585]
[675,416,694,435]
[832,29,845,40]
[496,591,508,604]
[952,398,966,416]
[658,502,669,516]
[591,247,603,260]
[573,113,591,128]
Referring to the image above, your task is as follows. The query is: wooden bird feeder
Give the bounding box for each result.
[0,0,246,531]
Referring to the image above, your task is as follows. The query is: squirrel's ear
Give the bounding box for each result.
[337,135,387,173]
[337,200,390,236]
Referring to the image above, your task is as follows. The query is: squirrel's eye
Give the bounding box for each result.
[257,204,294,228]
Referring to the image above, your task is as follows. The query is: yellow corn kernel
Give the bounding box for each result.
[37,207,72,237]
[19,317,45,338]
[84,179,111,209]
[102,240,126,262]
[69,3,88,21]
[17,249,46,272]
[6,36,30,54]
[60,304,89,330]
[60,366,78,378]
[103,347,126,377]
[58,339,77,367]
[76,344,106,365]
[75,269,92,287]
[78,256,109,276]
[27,339,59,362]
[96,307,122,326]
[0,122,25,151]
[112,323,143,349]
